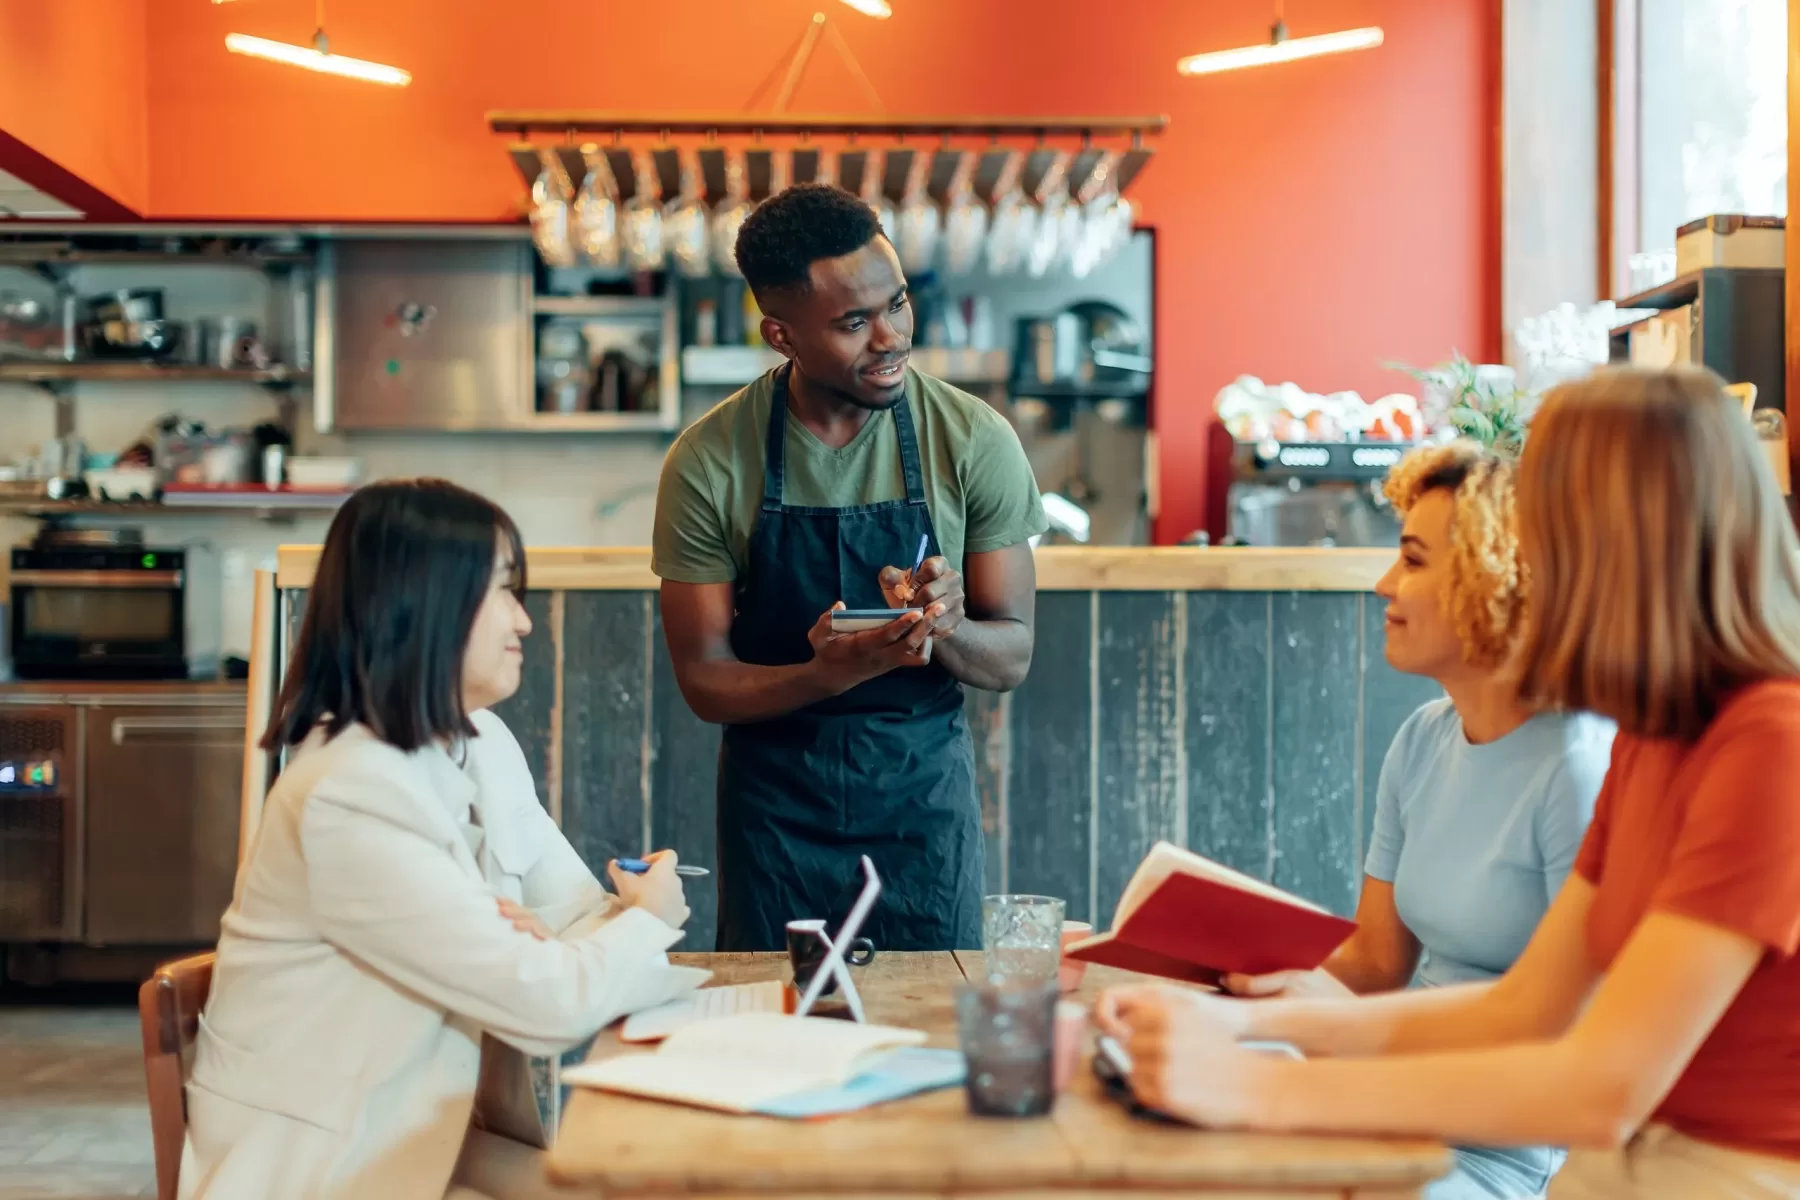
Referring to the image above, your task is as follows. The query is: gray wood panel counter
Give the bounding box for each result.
[274,547,1436,947]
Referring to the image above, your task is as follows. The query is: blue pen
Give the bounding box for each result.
[908,533,930,581]
[617,857,709,878]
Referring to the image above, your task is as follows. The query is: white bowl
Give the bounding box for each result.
[84,467,158,502]
[284,457,360,491]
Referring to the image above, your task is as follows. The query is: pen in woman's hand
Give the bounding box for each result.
[615,857,710,878]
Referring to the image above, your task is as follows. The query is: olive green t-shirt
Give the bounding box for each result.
[652,368,1046,585]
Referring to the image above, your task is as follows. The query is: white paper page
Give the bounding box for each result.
[620,980,784,1043]
[1111,840,1328,929]
[660,1013,922,1077]
[562,1053,819,1112]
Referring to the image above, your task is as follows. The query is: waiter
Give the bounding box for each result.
[652,183,1045,951]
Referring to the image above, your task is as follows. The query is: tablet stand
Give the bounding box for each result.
[792,854,881,1022]
[809,930,866,1023]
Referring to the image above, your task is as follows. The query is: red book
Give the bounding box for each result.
[1064,841,1356,985]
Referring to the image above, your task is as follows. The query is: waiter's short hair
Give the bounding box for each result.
[735,183,884,296]
[261,478,528,754]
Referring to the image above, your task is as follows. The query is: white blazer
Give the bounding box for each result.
[178,710,686,1200]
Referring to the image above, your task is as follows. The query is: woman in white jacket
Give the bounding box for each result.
[179,478,693,1200]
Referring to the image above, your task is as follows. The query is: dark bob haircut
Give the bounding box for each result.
[261,478,526,754]
[734,182,885,297]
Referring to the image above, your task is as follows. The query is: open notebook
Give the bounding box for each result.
[1065,840,1356,984]
[563,1012,961,1117]
[472,963,712,1147]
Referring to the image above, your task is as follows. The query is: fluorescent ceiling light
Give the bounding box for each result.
[225,31,411,86]
[1177,23,1383,76]
[839,0,893,17]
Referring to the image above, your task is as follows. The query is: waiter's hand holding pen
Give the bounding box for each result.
[880,539,965,641]
[606,849,692,930]
[884,534,931,605]
[801,536,962,691]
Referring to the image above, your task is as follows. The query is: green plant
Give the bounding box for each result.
[1386,353,1535,456]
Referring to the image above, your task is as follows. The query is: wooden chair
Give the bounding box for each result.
[137,569,264,1197]
[139,951,216,1200]
[238,566,279,864]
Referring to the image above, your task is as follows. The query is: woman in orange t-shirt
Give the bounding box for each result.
[1098,365,1800,1198]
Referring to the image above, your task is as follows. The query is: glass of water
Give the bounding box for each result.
[982,894,1066,984]
[954,978,1060,1117]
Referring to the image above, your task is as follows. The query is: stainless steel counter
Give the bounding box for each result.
[0,680,246,978]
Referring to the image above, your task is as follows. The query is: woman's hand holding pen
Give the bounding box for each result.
[607,849,692,930]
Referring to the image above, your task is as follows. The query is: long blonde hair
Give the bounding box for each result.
[1384,440,1524,669]
[1513,366,1800,739]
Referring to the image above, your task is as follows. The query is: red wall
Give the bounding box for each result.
[0,0,149,216]
[34,0,1497,541]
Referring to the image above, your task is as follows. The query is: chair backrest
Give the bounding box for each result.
[238,566,279,865]
[139,952,216,1200]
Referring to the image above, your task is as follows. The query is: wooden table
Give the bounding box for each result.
[548,952,1450,1198]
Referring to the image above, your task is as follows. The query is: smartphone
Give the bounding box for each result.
[830,607,920,633]
[1092,1036,1182,1124]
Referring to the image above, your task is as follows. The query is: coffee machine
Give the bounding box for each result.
[1226,440,1407,547]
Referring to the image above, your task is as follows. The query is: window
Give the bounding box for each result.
[1613,0,1787,293]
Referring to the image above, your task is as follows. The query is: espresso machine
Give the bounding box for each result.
[1226,440,1408,547]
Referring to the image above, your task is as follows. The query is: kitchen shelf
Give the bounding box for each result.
[1010,379,1150,400]
[679,346,1012,388]
[518,410,679,433]
[1611,266,1784,314]
[533,295,665,319]
[681,345,784,385]
[0,498,346,518]
[0,362,311,387]
[917,348,1010,383]
[0,250,312,269]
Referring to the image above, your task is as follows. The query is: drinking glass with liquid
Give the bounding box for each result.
[954,978,1060,1117]
[982,894,1066,984]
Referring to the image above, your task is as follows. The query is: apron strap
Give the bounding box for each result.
[892,377,927,504]
[764,365,926,507]
[761,365,791,509]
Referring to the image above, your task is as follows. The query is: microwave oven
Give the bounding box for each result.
[9,545,187,679]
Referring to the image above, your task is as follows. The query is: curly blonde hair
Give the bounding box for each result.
[1383,441,1525,669]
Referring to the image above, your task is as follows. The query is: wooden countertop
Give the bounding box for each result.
[276,546,1391,592]
[0,679,247,703]
[550,951,1449,1197]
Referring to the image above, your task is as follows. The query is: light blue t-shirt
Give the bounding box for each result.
[1369,699,1615,989]
[1369,699,1615,1200]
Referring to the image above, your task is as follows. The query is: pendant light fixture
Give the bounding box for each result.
[838,0,893,17]
[1177,1,1382,77]
[225,0,411,87]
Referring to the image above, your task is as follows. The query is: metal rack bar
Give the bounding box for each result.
[487,112,1169,138]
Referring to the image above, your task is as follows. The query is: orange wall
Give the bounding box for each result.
[0,0,149,215]
[137,0,1497,542]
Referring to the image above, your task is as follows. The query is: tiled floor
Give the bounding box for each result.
[0,996,155,1200]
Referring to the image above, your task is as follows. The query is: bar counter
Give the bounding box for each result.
[275,546,1435,947]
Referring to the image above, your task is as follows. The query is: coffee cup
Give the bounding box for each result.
[1053,1000,1085,1092]
[1059,921,1093,994]
[785,918,876,996]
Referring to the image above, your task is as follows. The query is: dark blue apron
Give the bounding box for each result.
[715,366,984,952]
